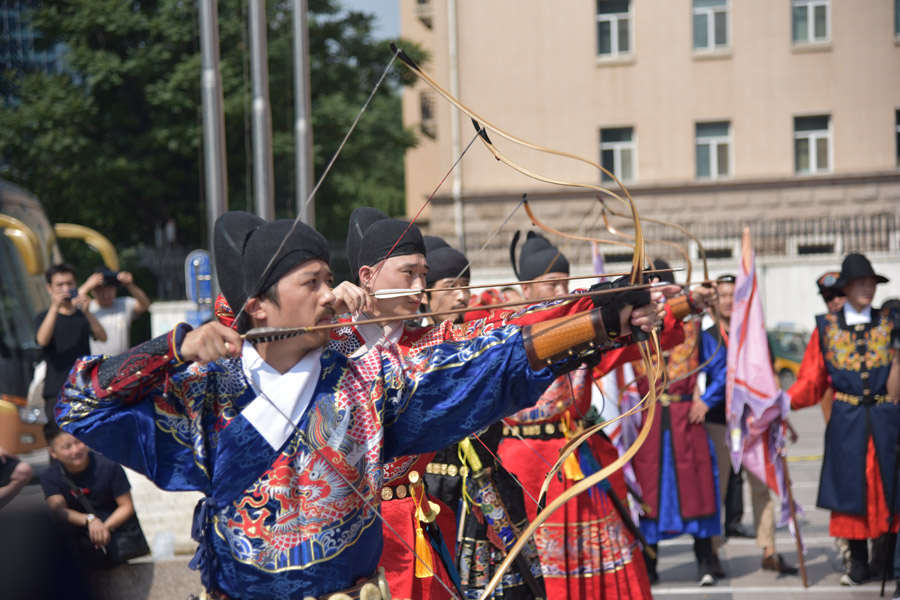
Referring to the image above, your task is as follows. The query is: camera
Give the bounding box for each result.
[67,289,78,299]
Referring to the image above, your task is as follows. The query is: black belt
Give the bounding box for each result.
[502,419,585,439]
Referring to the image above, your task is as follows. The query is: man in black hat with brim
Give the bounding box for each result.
[788,253,900,589]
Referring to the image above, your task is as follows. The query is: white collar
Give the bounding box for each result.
[843,303,872,326]
[350,312,403,356]
[239,341,323,451]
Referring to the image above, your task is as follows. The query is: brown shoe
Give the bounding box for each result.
[761,553,799,575]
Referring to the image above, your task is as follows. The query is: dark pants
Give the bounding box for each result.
[725,467,745,531]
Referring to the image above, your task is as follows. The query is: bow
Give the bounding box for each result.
[386,43,670,598]
[599,197,725,385]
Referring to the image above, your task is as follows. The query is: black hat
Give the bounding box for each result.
[424,236,470,286]
[716,274,736,284]
[346,207,426,281]
[651,258,674,284]
[214,212,330,311]
[816,271,843,298]
[93,266,118,287]
[836,253,889,289]
[510,231,569,282]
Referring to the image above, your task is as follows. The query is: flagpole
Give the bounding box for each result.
[781,450,808,588]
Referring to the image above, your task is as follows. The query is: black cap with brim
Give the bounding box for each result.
[424,236,470,285]
[816,271,844,297]
[346,206,426,281]
[835,253,889,289]
[512,231,569,282]
[651,258,674,284]
[214,211,330,311]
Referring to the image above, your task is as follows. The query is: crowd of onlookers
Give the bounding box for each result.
[1,264,151,599]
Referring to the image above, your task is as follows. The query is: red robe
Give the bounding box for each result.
[496,305,683,600]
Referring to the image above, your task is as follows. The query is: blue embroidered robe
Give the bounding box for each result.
[815,309,899,514]
[57,322,561,600]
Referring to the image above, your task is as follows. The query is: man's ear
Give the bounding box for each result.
[520,283,533,302]
[421,292,431,309]
[245,296,266,322]
[358,265,373,290]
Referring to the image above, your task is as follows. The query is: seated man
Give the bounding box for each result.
[0,444,33,510]
[56,212,664,600]
[39,424,137,568]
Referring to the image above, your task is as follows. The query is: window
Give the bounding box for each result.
[792,0,829,44]
[794,115,831,174]
[896,110,899,167]
[696,121,731,179]
[420,92,436,138]
[600,127,635,182]
[596,0,632,58]
[693,0,729,51]
[896,0,899,37]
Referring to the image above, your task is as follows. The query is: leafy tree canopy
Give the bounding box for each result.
[0,0,425,266]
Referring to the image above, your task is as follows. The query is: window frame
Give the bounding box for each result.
[695,121,732,180]
[791,0,830,45]
[596,1,633,59]
[793,115,832,175]
[599,126,637,183]
[692,0,730,52]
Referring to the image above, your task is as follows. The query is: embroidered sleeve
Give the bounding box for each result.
[57,323,216,493]
[379,325,585,458]
[786,329,828,410]
[700,329,727,409]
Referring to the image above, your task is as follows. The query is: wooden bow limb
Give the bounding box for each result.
[598,196,710,284]
[390,44,662,593]
[477,334,662,600]
[599,201,730,385]
[600,206,694,286]
[390,42,645,286]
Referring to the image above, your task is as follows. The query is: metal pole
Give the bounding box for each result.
[447,0,464,252]
[293,0,315,226]
[249,0,276,220]
[199,0,228,252]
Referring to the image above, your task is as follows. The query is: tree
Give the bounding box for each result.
[0,0,424,288]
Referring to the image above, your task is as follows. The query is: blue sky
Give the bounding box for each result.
[338,0,400,39]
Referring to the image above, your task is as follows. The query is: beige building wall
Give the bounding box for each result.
[401,0,900,268]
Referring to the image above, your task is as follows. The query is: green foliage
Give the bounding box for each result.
[0,0,426,272]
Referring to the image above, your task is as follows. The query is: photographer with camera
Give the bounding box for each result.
[79,267,150,356]
[35,264,106,418]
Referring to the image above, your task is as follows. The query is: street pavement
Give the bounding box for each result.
[652,403,892,599]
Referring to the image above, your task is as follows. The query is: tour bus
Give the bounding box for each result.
[0,179,118,454]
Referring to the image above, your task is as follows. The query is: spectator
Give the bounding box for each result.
[35,264,106,417]
[79,267,151,356]
[0,443,33,509]
[700,274,797,574]
[815,271,842,424]
[39,424,136,568]
[699,275,749,541]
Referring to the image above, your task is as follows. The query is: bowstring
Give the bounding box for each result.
[250,383,463,599]
[445,194,524,289]
[366,127,484,288]
[231,48,401,328]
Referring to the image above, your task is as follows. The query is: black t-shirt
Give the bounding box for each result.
[40,452,130,521]
[34,309,93,400]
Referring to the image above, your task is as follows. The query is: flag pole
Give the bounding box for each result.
[781,450,808,588]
